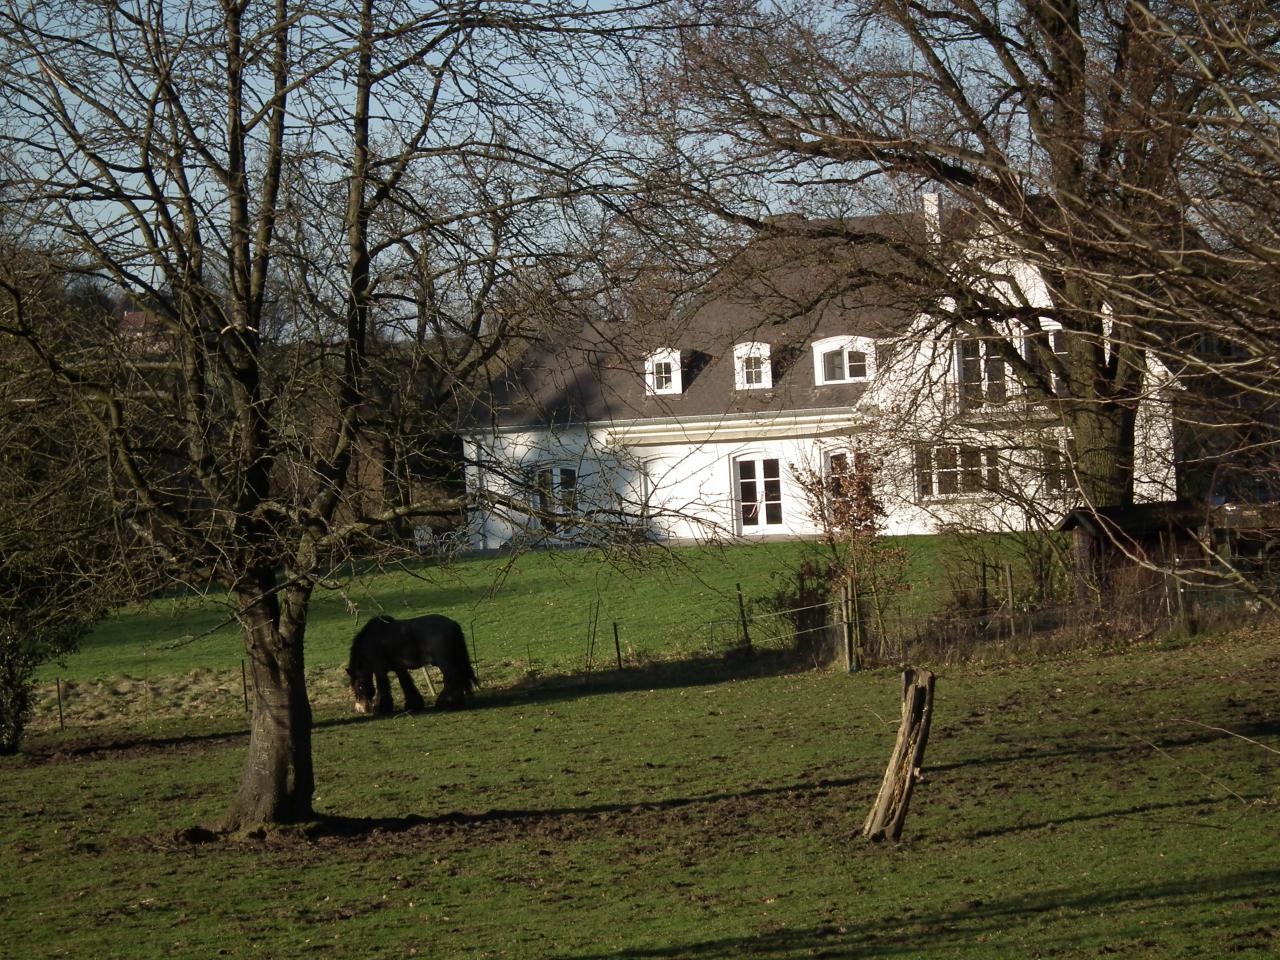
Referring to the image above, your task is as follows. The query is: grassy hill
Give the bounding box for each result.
[4,612,1278,958]
[34,538,962,729]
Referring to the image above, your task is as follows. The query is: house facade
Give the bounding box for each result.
[459,206,1178,549]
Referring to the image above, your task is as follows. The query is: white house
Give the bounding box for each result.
[459,203,1178,550]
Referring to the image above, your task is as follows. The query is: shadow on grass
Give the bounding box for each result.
[20,646,805,763]
[545,867,1280,959]
[22,712,383,764]
[963,791,1272,840]
[472,644,818,710]
[932,718,1280,777]
[21,725,251,763]
[305,771,874,842]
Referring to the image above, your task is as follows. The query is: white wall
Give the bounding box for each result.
[463,423,893,547]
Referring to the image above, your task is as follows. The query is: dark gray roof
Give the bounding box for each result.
[475,214,934,430]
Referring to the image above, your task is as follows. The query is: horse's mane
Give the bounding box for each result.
[347,614,396,667]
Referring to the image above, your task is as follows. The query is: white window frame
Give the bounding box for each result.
[532,465,579,531]
[914,444,1000,500]
[644,348,682,396]
[955,336,1010,409]
[733,341,772,390]
[812,335,876,385]
[1021,325,1070,397]
[1039,436,1076,496]
[733,454,784,531]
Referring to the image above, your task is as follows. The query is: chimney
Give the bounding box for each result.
[922,192,941,245]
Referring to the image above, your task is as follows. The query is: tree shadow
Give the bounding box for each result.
[962,792,1270,841]
[305,772,875,842]
[547,867,1280,959]
[932,718,1280,776]
[21,725,251,763]
[472,645,818,710]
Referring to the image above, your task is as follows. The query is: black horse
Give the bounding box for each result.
[345,614,478,715]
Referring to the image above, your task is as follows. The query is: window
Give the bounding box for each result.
[822,349,845,383]
[534,466,578,531]
[645,348,682,396]
[1198,331,1249,361]
[652,360,673,391]
[734,342,772,390]
[1049,330,1069,394]
[824,450,849,501]
[1024,327,1070,396]
[914,445,999,499]
[1040,439,1076,495]
[822,447,875,508]
[956,337,1007,408]
[813,336,875,384]
[736,457,783,528]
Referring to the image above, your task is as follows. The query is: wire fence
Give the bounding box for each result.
[30,559,1277,735]
[722,567,1276,672]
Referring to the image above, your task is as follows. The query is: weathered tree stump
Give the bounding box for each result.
[863,668,936,842]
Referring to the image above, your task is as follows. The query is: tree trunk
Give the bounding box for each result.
[217,586,314,831]
[864,668,935,842]
[1070,397,1138,508]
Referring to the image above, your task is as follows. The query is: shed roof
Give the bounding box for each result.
[1058,502,1209,540]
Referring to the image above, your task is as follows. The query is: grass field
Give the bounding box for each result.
[29,538,955,729]
[5,542,1278,958]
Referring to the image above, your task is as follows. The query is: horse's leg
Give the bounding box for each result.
[435,678,466,710]
[396,669,426,712]
[373,671,395,715]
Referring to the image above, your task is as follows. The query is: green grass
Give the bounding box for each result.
[4,625,1278,958]
[10,538,1277,957]
[44,537,951,683]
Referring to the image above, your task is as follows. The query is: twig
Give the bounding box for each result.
[1174,718,1280,756]
[1130,734,1250,805]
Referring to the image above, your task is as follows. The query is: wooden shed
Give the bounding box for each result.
[1058,502,1208,600]
[1205,502,1280,570]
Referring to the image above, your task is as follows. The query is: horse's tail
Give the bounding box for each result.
[453,625,478,692]
[434,619,477,695]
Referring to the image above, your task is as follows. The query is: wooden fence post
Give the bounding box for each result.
[585,600,600,674]
[863,668,936,842]
[1004,563,1017,640]
[850,584,865,669]
[613,622,623,671]
[839,580,855,672]
[736,583,752,651]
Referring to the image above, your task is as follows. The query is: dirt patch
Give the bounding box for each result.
[130,775,868,860]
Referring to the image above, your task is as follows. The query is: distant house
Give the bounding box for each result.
[118,308,172,355]
[459,200,1179,550]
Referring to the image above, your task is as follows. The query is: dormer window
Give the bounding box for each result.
[734,341,772,390]
[653,361,674,391]
[645,348,682,396]
[813,336,875,385]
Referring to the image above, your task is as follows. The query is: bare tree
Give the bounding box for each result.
[0,0,653,830]
[0,248,138,752]
[624,0,1280,513]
